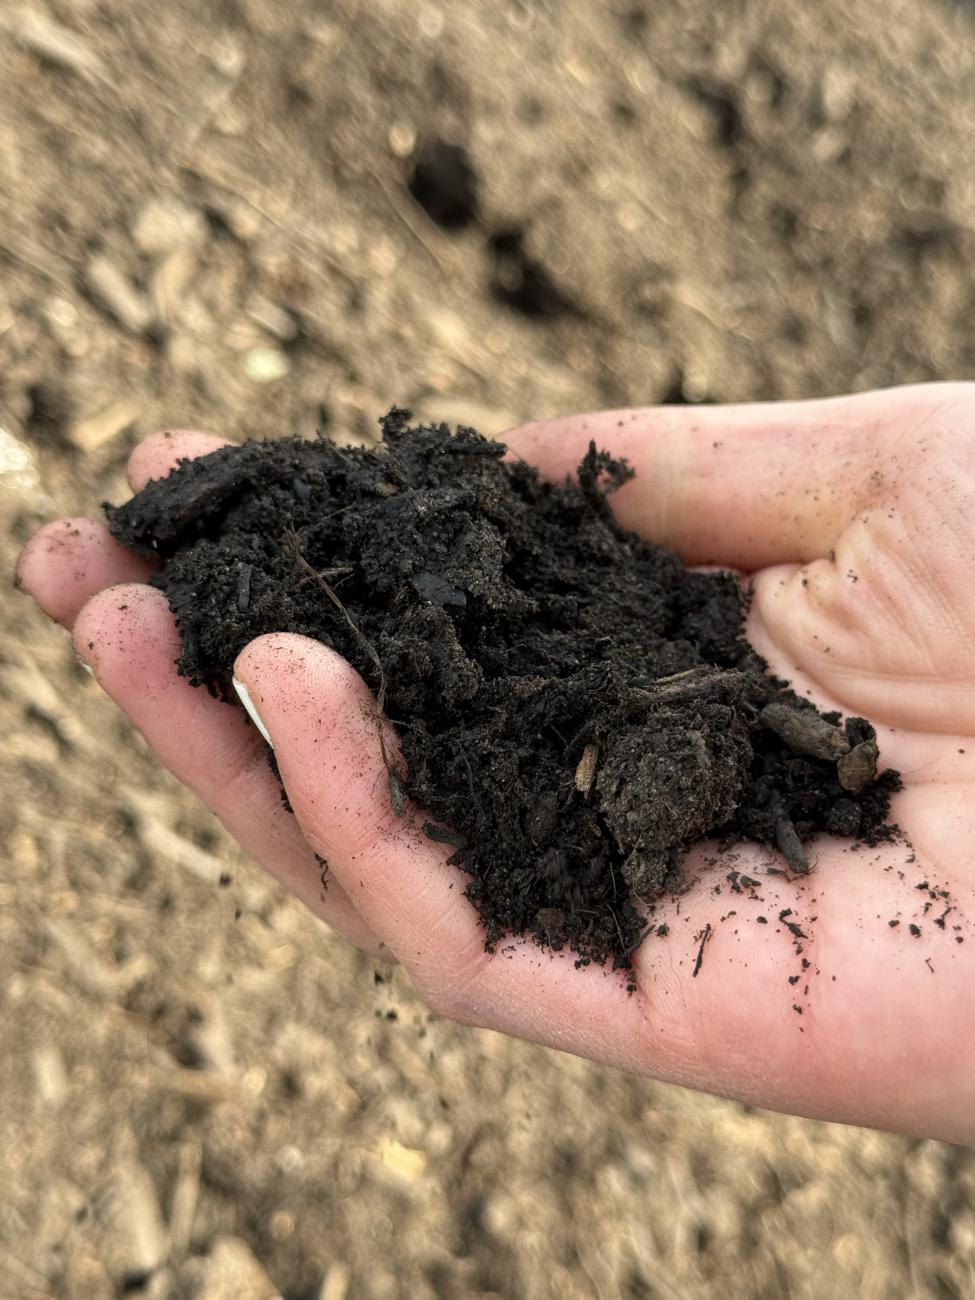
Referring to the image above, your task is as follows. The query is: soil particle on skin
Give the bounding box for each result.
[106,411,901,970]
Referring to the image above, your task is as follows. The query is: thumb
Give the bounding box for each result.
[505,383,965,569]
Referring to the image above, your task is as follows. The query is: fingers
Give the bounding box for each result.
[232,634,489,1010]
[127,429,230,492]
[73,586,386,958]
[505,383,964,569]
[17,430,231,630]
[16,518,155,629]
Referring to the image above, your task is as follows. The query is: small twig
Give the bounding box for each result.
[284,530,405,805]
[621,922,653,958]
[692,923,713,978]
[285,531,385,707]
[289,563,354,594]
[609,905,626,952]
[460,749,483,820]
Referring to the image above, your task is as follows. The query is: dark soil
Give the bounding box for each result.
[106,412,900,971]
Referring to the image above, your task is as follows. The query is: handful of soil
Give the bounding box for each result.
[106,410,899,970]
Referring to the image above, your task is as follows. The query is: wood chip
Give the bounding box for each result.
[132,198,205,256]
[82,254,154,335]
[574,742,600,794]
[31,1044,69,1104]
[319,1263,351,1300]
[70,399,139,452]
[168,1142,202,1257]
[42,917,119,997]
[377,1137,426,1180]
[111,1133,168,1272]
[6,8,106,83]
[196,1237,281,1300]
[759,701,851,762]
[774,815,810,875]
[242,346,290,382]
[837,739,879,793]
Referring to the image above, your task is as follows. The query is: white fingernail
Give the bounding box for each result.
[233,676,273,747]
[76,655,94,677]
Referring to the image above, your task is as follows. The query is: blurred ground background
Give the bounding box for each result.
[2,1,975,1297]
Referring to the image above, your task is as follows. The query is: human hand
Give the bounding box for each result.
[17,384,975,1144]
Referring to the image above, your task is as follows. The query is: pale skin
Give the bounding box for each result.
[16,383,975,1145]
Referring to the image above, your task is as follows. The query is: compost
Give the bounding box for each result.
[107,411,900,969]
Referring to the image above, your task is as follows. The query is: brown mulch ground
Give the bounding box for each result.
[2,3,975,1297]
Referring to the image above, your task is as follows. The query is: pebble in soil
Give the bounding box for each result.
[106,410,901,972]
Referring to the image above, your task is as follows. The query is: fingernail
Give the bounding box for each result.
[76,655,94,677]
[233,676,273,747]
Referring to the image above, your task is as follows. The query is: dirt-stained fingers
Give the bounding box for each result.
[72,586,387,959]
[17,429,232,630]
[16,518,156,629]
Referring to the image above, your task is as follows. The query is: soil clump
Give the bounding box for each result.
[107,411,900,969]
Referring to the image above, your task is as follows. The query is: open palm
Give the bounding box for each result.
[18,383,975,1143]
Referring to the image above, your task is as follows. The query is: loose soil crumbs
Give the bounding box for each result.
[107,411,900,971]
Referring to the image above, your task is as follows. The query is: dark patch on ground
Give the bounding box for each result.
[408,138,480,230]
[486,228,584,320]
